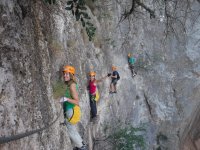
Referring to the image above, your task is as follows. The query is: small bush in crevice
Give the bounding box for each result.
[52,80,66,99]
[109,126,146,150]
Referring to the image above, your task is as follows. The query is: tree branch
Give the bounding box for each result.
[121,0,155,22]
[135,0,155,18]
[120,0,136,22]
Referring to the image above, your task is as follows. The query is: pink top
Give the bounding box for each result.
[89,80,96,95]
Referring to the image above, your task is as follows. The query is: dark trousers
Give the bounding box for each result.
[129,64,136,75]
[90,95,97,118]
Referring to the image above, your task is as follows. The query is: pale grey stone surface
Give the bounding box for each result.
[0,0,200,149]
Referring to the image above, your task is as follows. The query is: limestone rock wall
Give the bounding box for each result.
[0,0,200,150]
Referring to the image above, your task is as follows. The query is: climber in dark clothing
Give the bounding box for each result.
[109,65,120,94]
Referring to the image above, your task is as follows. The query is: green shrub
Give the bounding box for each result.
[109,126,146,150]
[52,80,66,99]
[65,0,96,41]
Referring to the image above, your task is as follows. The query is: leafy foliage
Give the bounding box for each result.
[109,126,146,150]
[66,0,96,41]
[44,0,96,41]
[52,80,66,99]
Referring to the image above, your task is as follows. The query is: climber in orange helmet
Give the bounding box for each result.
[60,65,87,150]
[109,65,120,94]
[87,71,108,122]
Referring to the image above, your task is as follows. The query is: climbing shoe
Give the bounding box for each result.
[109,91,114,94]
[80,144,87,150]
[113,91,117,93]
[132,73,136,77]
[73,144,88,150]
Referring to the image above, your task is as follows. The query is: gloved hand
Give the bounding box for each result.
[60,97,68,103]
[107,73,111,77]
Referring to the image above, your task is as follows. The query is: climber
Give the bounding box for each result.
[109,65,120,94]
[128,53,137,77]
[60,65,87,150]
[87,71,108,121]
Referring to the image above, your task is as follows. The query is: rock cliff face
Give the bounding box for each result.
[0,0,200,150]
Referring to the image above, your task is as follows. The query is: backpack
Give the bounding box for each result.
[64,83,81,125]
[68,105,81,124]
[95,89,100,102]
[117,72,120,80]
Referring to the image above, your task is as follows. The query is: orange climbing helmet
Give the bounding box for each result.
[89,71,96,76]
[128,53,132,57]
[112,65,117,70]
[63,65,75,75]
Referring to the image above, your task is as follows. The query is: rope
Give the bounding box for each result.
[0,107,62,145]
